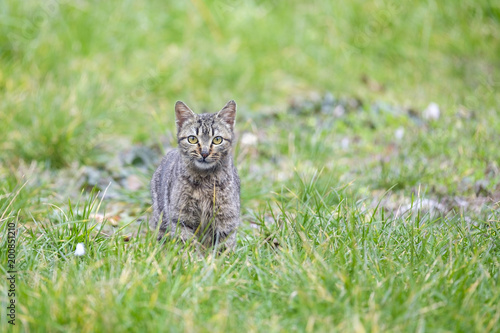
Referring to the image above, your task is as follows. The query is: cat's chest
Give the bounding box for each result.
[177,180,219,220]
[188,184,214,208]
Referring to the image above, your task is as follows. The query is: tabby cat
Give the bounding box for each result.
[150,100,240,249]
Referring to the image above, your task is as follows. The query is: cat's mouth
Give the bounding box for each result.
[195,158,216,170]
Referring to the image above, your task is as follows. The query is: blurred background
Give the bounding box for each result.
[0,0,499,213]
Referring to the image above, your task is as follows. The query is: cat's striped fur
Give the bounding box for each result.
[150,100,240,249]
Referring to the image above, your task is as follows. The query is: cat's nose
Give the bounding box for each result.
[201,149,209,159]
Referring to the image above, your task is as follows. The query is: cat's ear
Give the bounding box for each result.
[217,100,237,131]
[175,101,195,129]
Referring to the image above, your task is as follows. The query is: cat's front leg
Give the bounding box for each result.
[170,219,201,246]
[213,221,238,251]
[220,231,236,251]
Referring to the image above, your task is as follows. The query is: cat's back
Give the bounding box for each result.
[159,148,182,171]
[151,149,182,202]
[150,148,183,229]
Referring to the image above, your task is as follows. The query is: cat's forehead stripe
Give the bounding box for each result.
[181,112,231,139]
[192,114,216,135]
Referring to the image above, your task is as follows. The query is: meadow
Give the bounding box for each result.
[1,0,499,332]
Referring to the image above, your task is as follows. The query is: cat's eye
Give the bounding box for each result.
[212,136,223,145]
[187,136,198,144]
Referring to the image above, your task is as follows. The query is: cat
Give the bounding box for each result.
[150,100,241,250]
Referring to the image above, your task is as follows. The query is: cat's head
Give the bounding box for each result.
[175,100,236,172]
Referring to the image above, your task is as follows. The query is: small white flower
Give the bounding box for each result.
[341,137,350,150]
[395,127,405,140]
[423,102,440,120]
[74,243,85,256]
[240,133,258,147]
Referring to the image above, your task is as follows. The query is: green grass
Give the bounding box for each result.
[2,180,499,332]
[1,0,500,332]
